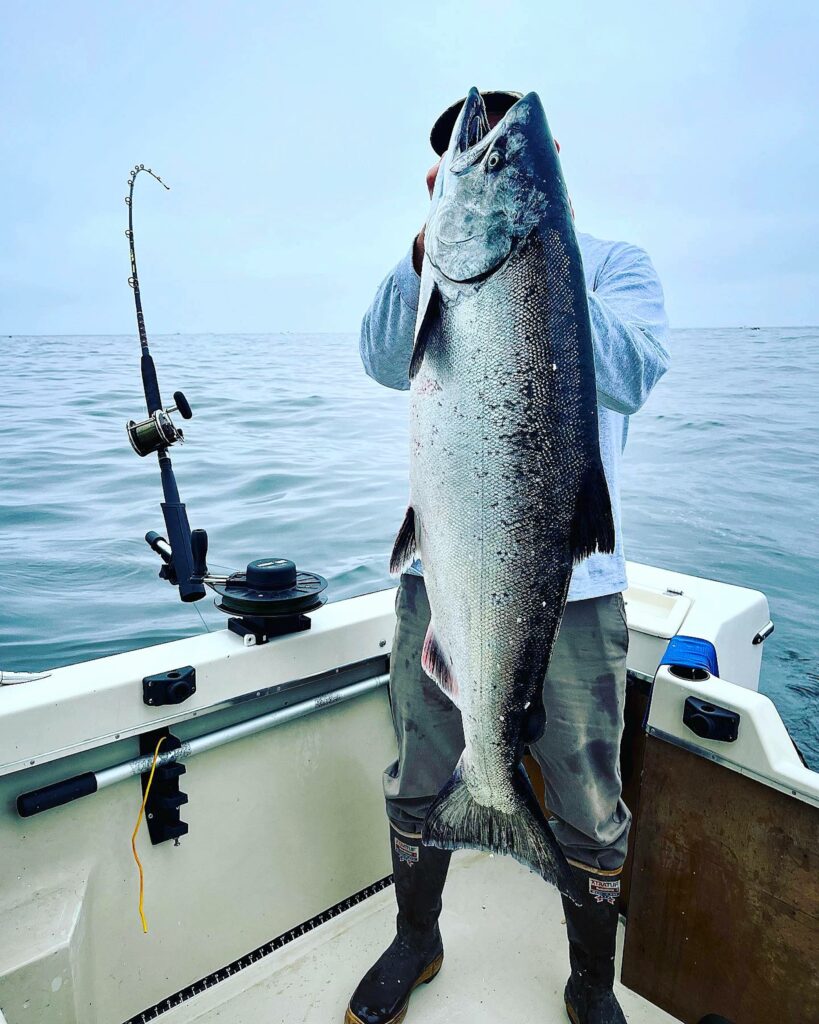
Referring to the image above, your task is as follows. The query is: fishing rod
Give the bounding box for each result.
[124,165,327,642]
[125,165,203,602]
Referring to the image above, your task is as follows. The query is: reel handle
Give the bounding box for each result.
[146,530,172,563]
[171,391,192,420]
[191,528,209,580]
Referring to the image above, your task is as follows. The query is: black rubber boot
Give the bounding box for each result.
[345,827,452,1024]
[561,864,627,1024]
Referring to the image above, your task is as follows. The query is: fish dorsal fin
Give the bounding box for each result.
[422,624,460,707]
[390,505,417,575]
[409,271,440,380]
[570,460,616,563]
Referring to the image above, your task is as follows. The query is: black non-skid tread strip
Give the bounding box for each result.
[123,875,394,1023]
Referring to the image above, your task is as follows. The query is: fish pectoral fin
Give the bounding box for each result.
[421,625,460,706]
[422,758,582,905]
[389,506,417,575]
[570,459,616,563]
[409,276,440,380]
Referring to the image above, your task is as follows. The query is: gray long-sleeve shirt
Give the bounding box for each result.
[360,231,670,601]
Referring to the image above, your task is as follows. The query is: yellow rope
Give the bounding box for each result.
[131,735,166,933]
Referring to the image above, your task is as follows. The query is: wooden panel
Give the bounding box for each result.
[623,736,819,1024]
[524,753,549,812]
[619,677,650,911]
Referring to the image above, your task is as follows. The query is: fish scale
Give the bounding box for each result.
[415,233,579,793]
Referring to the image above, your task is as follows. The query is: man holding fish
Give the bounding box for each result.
[347,88,670,1024]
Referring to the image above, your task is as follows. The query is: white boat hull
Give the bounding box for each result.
[0,562,814,1024]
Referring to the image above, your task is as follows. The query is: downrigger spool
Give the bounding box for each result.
[124,165,327,644]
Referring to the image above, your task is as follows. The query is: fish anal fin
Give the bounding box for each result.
[389,506,417,575]
[421,625,459,705]
[570,460,616,564]
[409,277,440,380]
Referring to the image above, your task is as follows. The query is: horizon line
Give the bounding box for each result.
[3,324,818,339]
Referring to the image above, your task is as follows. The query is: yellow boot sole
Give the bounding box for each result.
[344,952,444,1024]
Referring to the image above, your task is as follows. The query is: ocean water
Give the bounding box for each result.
[1,329,817,767]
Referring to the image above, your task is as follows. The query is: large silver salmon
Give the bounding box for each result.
[390,89,614,898]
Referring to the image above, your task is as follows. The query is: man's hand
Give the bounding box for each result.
[413,158,443,274]
[426,157,441,197]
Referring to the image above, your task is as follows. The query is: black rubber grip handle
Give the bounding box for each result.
[191,528,208,579]
[161,502,206,603]
[17,772,98,817]
[173,390,193,420]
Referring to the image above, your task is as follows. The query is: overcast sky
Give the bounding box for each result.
[2,0,817,334]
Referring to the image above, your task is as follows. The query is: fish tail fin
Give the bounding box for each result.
[422,758,582,904]
[570,459,615,563]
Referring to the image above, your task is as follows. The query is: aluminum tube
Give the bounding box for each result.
[96,672,389,791]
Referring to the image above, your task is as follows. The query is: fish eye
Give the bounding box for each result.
[486,151,503,171]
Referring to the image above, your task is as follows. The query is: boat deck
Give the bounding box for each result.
[160,852,679,1023]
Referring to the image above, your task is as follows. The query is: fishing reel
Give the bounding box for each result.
[145,529,327,645]
[202,535,328,644]
[127,391,192,457]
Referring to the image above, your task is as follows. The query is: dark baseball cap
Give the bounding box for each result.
[429,90,523,156]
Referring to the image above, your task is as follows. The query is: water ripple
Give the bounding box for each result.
[1,328,816,767]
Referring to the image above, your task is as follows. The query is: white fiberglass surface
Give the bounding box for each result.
[160,852,678,1024]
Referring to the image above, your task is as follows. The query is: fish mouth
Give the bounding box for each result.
[453,87,491,155]
[451,87,526,156]
[448,88,523,176]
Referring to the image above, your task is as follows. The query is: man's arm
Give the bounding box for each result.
[359,242,422,391]
[587,242,670,415]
